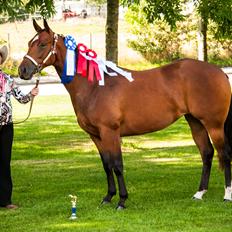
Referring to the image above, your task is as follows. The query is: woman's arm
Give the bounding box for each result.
[12,84,39,104]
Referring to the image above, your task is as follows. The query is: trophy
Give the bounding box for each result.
[69,194,77,220]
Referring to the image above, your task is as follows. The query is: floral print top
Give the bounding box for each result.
[0,70,32,125]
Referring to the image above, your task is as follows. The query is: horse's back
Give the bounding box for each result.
[85,59,231,136]
[119,59,230,134]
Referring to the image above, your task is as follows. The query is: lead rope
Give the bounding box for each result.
[13,77,40,125]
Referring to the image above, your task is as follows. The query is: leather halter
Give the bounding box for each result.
[24,33,59,73]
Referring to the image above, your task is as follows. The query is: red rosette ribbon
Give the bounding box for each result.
[87,49,102,82]
[77,43,88,77]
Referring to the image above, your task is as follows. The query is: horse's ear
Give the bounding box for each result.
[43,19,51,33]
[33,19,42,32]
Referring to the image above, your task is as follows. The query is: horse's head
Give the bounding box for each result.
[19,19,59,80]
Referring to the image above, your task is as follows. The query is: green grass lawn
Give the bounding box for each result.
[0,95,231,232]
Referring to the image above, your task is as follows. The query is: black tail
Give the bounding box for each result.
[224,96,232,160]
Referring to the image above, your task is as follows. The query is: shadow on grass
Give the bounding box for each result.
[13,115,194,159]
[5,115,229,232]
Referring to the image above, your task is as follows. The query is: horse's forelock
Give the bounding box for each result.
[31,34,39,44]
[29,29,52,47]
[28,33,38,47]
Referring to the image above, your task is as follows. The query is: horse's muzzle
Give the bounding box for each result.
[18,59,37,80]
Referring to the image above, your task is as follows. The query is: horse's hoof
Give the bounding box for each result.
[98,200,111,208]
[223,198,232,202]
[101,200,111,205]
[192,196,202,201]
[116,205,125,210]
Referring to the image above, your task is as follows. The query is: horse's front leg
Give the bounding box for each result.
[91,135,117,203]
[91,128,128,209]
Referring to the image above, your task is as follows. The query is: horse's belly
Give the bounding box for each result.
[120,110,181,136]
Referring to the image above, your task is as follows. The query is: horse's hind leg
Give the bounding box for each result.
[206,126,232,201]
[185,114,214,200]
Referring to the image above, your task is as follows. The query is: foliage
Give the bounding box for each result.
[122,0,184,28]
[4,7,29,23]
[86,0,106,6]
[25,0,55,18]
[0,0,55,18]
[125,3,232,65]
[0,95,231,231]
[86,0,107,16]
[123,0,232,62]
[123,0,232,39]
[1,58,21,77]
[1,57,47,77]
[143,0,183,28]
[207,22,232,65]
[125,4,196,63]
[195,0,232,39]
[0,0,22,16]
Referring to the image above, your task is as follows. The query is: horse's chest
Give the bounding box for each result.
[77,113,99,137]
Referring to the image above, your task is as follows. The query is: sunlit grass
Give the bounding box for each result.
[0,95,231,232]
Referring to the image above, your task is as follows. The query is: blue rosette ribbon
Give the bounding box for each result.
[61,35,77,84]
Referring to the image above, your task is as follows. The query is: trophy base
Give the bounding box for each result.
[69,214,77,220]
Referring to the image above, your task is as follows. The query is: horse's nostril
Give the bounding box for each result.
[22,66,27,74]
[22,67,26,74]
[18,65,27,78]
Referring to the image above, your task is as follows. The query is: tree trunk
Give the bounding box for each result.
[197,17,208,61]
[106,0,119,64]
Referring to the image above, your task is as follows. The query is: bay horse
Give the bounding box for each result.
[19,19,232,209]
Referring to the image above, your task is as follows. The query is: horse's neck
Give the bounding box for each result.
[54,60,96,94]
[54,62,97,114]
[53,42,98,114]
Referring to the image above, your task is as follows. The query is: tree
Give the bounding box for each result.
[106,0,119,64]
[196,0,232,61]
[123,0,232,61]
[0,0,119,64]
[86,0,119,63]
[124,3,195,64]
[0,0,55,18]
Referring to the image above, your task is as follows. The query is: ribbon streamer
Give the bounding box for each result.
[77,43,88,77]
[97,60,106,86]
[87,49,102,82]
[61,35,77,84]
[105,61,134,82]
[76,42,134,85]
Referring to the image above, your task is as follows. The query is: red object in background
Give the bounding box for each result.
[63,9,87,21]
[63,9,78,21]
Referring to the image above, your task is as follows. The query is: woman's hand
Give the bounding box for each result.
[30,87,39,96]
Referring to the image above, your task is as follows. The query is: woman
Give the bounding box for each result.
[0,45,39,209]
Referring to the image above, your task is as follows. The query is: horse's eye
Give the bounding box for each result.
[39,43,47,48]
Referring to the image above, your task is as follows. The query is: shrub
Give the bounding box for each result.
[1,58,47,77]
[124,4,197,64]
[125,4,232,66]
[1,57,21,77]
